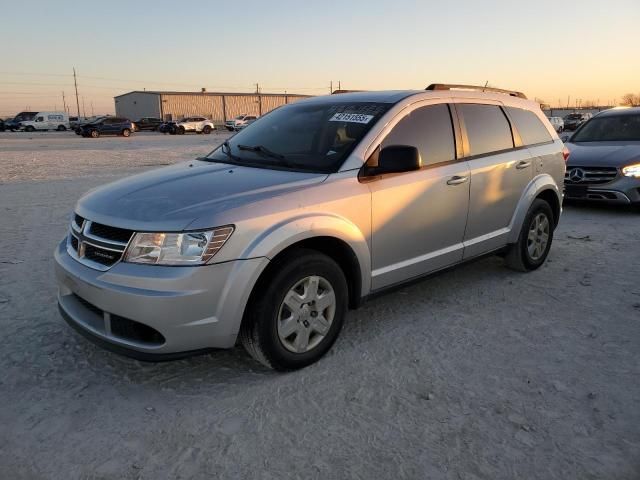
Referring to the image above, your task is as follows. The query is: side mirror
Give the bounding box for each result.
[368,145,421,175]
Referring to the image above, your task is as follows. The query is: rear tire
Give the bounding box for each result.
[90,129,99,138]
[203,125,212,134]
[240,249,348,371]
[178,127,185,135]
[504,198,554,272]
[25,126,35,132]
[57,125,66,131]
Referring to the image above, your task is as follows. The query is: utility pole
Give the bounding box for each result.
[567,95,570,109]
[62,91,68,114]
[330,81,333,94]
[255,83,262,115]
[73,67,81,118]
[82,97,86,118]
[91,101,94,116]
[338,80,341,90]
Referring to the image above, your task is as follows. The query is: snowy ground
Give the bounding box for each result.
[1,131,639,479]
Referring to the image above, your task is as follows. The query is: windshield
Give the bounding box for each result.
[205,101,391,173]
[571,115,640,142]
[566,114,583,120]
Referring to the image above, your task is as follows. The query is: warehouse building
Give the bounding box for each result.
[114,90,311,124]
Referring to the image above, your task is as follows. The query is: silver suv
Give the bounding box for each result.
[55,84,566,370]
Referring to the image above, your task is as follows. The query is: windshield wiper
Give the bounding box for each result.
[203,140,243,163]
[237,144,286,161]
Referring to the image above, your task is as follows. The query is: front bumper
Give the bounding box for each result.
[564,175,640,204]
[54,239,268,359]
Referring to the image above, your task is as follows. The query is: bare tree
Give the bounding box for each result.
[621,93,640,106]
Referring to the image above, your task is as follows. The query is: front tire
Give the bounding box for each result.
[57,125,66,131]
[504,198,554,272]
[203,125,212,134]
[122,128,131,137]
[240,249,348,371]
[90,129,100,138]
[25,126,35,132]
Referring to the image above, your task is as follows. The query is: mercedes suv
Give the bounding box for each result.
[55,84,566,370]
[564,107,640,205]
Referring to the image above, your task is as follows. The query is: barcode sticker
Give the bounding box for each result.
[329,113,374,124]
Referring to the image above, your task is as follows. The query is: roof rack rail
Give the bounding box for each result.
[425,83,527,99]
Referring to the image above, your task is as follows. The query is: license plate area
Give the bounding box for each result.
[565,185,588,198]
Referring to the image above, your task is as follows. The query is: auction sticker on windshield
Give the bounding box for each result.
[329,112,374,124]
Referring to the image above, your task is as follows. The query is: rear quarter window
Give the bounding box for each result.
[458,104,514,157]
[507,107,552,146]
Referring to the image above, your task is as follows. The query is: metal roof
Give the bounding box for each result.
[114,90,311,99]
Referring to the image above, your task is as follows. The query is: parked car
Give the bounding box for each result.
[158,121,178,135]
[5,111,38,131]
[20,111,70,132]
[78,117,133,138]
[547,116,564,133]
[133,117,163,132]
[55,85,565,370]
[158,121,179,135]
[0,118,5,132]
[69,116,90,129]
[225,114,257,131]
[175,116,215,134]
[75,116,104,135]
[563,112,593,131]
[563,107,640,205]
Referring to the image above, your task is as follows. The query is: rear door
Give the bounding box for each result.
[368,102,470,289]
[454,102,534,258]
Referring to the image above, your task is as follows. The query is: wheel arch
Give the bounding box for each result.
[254,236,364,310]
[508,174,562,243]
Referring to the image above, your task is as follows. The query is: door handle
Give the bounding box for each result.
[446,175,469,185]
[516,160,531,169]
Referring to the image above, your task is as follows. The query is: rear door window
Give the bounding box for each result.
[382,104,456,167]
[458,104,514,157]
[507,107,552,145]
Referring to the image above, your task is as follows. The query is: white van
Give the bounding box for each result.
[20,112,70,132]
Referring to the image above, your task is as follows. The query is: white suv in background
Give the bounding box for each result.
[225,114,258,131]
[176,116,215,134]
[547,116,564,133]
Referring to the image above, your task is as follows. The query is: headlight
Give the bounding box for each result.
[124,226,234,265]
[622,163,640,178]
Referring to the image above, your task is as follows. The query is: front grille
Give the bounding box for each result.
[565,166,618,185]
[83,244,121,266]
[88,222,133,244]
[67,214,134,270]
[74,214,85,229]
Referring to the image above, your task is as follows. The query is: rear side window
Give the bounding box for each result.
[382,104,456,167]
[507,107,552,145]
[458,104,513,157]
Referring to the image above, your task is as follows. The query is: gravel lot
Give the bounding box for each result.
[1,131,639,479]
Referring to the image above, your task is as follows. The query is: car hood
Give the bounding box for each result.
[76,160,328,231]
[565,141,640,167]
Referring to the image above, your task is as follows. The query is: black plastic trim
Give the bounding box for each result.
[59,303,215,362]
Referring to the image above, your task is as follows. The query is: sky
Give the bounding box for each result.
[1,0,639,116]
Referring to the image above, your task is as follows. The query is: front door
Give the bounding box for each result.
[368,103,470,290]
